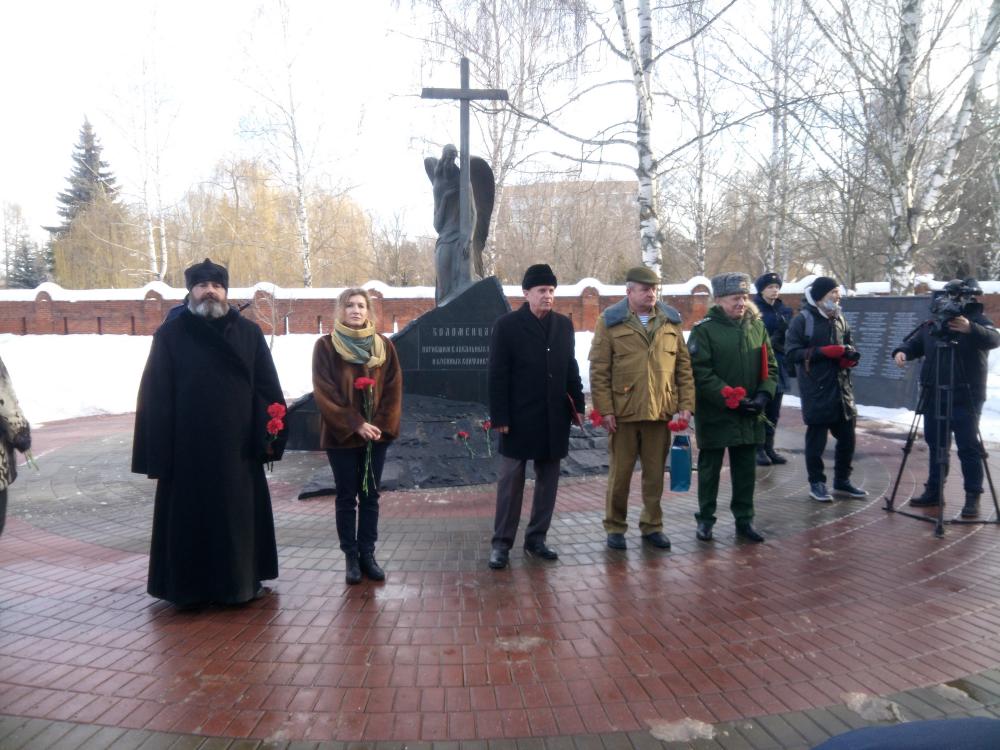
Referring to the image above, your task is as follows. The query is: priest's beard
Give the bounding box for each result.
[189,298,228,319]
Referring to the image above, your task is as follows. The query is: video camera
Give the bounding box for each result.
[929,278,982,338]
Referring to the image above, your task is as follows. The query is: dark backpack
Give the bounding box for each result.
[784,313,814,378]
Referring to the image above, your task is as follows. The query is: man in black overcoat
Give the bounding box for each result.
[132,258,287,608]
[487,264,585,569]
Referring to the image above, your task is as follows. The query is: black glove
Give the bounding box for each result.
[11,425,30,453]
[841,345,861,363]
[752,392,770,411]
[737,398,761,416]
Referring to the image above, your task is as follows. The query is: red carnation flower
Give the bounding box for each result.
[589,408,603,428]
[354,376,376,390]
[457,430,470,440]
[482,419,492,431]
[721,386,734,398]
[267,402,287,419]
[266,417,284,436]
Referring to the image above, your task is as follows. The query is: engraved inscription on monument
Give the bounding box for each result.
[841,296,927,409]
[419,324,493,370]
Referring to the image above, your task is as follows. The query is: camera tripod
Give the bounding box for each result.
[883,335,999,537]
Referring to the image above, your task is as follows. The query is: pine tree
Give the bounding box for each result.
[8,235,46,289]
[54,118,119,233]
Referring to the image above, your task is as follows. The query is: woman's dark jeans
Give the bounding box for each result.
[326,443,388,555]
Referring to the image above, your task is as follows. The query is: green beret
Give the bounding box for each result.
[625,266,660,285]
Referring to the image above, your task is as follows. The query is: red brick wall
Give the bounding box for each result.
[0,286,996,335]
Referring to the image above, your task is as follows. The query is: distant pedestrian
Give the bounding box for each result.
[486,264,585,569]
[313,288,402,584]
[133,258,287,609]
[753,272,793,466]
[784,276,868,502]
[0,355,31,539]
[589,266,695,550]
[688,273,776,543]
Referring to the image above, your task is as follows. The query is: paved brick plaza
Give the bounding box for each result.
[2,410,1000,749]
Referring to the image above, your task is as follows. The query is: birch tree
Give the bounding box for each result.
[2,203,31,284]
[240,0,318,287]
[804,0,1000,291]
[108,53,175,283]
[495,0,742,278]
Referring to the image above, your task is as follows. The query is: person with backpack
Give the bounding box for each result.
[784,277,868,503]
[753,272,794,466]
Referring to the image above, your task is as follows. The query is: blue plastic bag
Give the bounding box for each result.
[669,434,692,492]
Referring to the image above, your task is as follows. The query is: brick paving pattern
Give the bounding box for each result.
[2,411,1000,748]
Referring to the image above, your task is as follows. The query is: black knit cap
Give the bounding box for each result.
[809,276,838,302]
[184,258,229,291]
[521,263,558,290]
[755,272,782,293]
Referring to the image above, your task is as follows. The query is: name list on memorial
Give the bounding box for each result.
[840,296,926,409]
[418,324,493,370]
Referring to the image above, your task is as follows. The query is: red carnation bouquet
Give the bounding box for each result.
[721,385,746,410]
[265,402,286,470]
[667,417,690,432]
[354,376,377,492]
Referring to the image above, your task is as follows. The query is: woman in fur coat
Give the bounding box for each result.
[0,355,31,538]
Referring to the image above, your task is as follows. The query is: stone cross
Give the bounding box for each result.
[421,58,508,259]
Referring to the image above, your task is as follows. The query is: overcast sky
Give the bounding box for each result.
[2,0,989,251]
[0,0,471,242]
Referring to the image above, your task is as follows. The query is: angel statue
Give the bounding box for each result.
[424,144,495,305]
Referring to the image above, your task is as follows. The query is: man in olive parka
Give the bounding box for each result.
[688,272,777,543]
[590,266,696,550]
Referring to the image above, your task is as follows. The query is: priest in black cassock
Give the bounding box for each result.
[132,258,287,609]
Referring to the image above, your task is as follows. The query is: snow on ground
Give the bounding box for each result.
[2,331,998,444]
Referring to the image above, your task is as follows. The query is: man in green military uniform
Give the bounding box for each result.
[590,266,696,550]
[688,272,777,543]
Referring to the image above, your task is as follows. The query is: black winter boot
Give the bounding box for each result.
[735,521,765,543]
[910,485,942,507]
[756,447,772,466]
[764,435,787,465]
[360,553,386,581]
[961,493,981,519]
[345,553,362,585]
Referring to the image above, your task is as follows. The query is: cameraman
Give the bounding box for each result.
[892,279,999,517]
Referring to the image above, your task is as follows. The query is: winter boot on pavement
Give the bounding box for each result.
[345,553,362,585]
[360,553,386,581]
[764,435,787,465]
[735,521,765,543]
[961,493,981,519]
[756,447,772,466]
[910,485,942,508]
